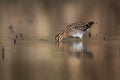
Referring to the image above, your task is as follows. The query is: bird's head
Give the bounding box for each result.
[55,33,64,42]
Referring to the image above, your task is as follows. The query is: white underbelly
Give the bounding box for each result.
[73,31,84,39]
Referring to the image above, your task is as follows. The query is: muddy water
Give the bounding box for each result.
[0,38,120,80]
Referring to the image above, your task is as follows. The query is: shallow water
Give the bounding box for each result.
[0,0,120,80]
[0,38,120,80]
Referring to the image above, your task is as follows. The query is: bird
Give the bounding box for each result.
[55,21,96,41]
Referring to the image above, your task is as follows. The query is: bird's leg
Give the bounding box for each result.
[88,32,91,38]
[80,38,83,41]
[85,29,91,38]
[76,37,79,42]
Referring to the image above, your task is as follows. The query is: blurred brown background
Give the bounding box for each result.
[0,0,120,41]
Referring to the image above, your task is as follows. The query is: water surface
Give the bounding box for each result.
[0,38,120,80]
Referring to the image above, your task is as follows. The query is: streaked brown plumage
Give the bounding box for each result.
[55,21,96,41]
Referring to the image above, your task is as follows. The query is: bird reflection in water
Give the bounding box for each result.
[56,41,93,58]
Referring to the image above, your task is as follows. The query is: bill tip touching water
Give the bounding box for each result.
[55,21,97,42]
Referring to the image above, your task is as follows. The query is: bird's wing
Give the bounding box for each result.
[66,22,83,28]
[65,22,89,31]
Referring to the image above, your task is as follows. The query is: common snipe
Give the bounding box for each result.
[55,21,96,41]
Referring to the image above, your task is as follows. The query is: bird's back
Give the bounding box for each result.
[66,21,94,31]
